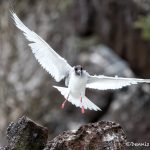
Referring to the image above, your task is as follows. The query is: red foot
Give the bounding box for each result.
[61,94,69,109]
[81,106,85,114]
[61,100,67,109]
[80,97,85,114]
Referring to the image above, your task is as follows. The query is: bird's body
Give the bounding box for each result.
[54,67,100,112]
[11,11,150,113]
[68,70,88,97]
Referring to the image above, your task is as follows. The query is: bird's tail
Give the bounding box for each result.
[53,86,101,111]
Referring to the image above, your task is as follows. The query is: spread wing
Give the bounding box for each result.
[11,11,72,82]
[86,75,150,90]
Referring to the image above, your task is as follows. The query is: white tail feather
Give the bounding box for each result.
[53,86,101,111]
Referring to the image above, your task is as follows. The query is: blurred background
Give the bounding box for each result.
[0,0,150,149]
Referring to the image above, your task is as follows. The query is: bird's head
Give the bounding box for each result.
[74,65,83,76]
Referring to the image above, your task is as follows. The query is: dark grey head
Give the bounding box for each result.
[74,65,83,76]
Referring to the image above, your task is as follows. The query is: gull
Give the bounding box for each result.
[11,12,150,113]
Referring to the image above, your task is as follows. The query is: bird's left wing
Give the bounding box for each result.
[86,75,150,90]
[11,11,72,82]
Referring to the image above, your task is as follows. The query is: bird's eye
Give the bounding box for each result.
[75,68,78,71]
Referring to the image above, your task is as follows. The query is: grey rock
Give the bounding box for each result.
[1,117,127,150]
[6,116,48,150]
[45,121,127,150]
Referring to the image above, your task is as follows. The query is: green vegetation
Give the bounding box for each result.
[135,15,150,40]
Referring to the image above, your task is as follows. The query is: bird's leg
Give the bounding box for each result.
[61,94,69,109]
[80,96,85,114]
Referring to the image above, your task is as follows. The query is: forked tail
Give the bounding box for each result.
[53,86,101,111]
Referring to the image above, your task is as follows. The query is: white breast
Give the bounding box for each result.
[68,71,88,95]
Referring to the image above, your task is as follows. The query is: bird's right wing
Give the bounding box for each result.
[11,11,72,82]
[86,75,150,90]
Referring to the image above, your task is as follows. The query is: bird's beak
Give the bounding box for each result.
[77,70,82,76]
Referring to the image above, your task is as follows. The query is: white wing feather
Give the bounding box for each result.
[87,75,150,90]
[11,11,72,82]
[53,86,101,111]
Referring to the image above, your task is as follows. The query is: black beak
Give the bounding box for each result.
[77,70,82,76]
